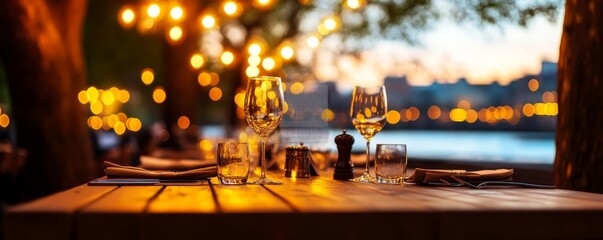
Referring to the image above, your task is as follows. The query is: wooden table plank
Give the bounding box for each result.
[143,185,218,240]
[75,186,163,240]
[3,184,116,240]
[209,177,293,213]
[261,176,439,239]
[265,175,434,212]
[147,185,216,213]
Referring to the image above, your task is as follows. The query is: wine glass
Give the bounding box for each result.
[349,85,387,183]
[244,76,285,185]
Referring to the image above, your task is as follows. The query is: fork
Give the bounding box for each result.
[449,175,555,189]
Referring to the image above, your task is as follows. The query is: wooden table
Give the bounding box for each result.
[4,173,603,240]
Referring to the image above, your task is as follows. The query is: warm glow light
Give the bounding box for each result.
[0,114,9,128]
[209,87,223,101]
[458,100,471,109]
[199,139,214,151]
[223,1,239,16]
[246,66,259,77]
[119,6,136,28]
[345,0,363,9]
[117,112,128,122]
[306,35,320,48]
[190,53,205,69]
[147,4,161,19]
[253,0,274,9]
[410,107,420,121]
[290,82,304,94]
[210,73,220,86]
[198,72,211,86]
[101,91,116,105]
[178,116,190,129]
[118,90,130,103]
[78,90,88,104]
[221,51,235,65]
[88,116,102,130]
[248,55,261,66]
[321,109,335,121]
[528,79,539,92]
[141,68,155,85]
[168,26,184,42]
[126,118,142,132]
[90,101,103,115]
[86,87,99,102]
[139,19,156,32]
[323,17,339,31]
[450,108,467,122]
[248,43,261,56]
[317,23,330,35]
[280,46,294,60]
[466,109,478,123]
[114,121,126,135]
[542,91,555,103]
[427,106,441,120]
[534,103,546,116]
[170,6,184,21]
[262,57,275,71]
[153,87,166,103]
[201,15,216,29]
[386,110,401,124]
[234,92,246,108]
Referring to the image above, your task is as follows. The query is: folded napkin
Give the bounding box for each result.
[407,168,513,184]
[140,156,216,171]
[103,161,217,180]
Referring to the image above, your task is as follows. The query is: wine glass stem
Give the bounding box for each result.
[365,140,370,175]
[260,138,267,179]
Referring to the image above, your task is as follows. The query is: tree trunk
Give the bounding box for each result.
[554,0,603,193]
[0,0,95,202]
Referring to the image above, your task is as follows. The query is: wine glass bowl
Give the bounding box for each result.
[244,76,284,185]
[350,86,387,183]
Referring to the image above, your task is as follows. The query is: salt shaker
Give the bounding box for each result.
[333,129,355,180]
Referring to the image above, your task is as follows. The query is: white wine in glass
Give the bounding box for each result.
[350,85,387,183]
[244,76,284,185]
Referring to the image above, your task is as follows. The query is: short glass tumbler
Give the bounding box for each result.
[217,142,250,185]
[375,144,407,184]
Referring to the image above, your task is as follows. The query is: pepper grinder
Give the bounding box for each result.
[333,129,355,180]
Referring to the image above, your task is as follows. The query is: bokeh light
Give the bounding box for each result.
[147,4,161,18]
[198,72,212,86]
[201,15,216,29]
[190,53,205,69]
[386,110,401,124]
[262,57,275,71]
[141,68,155,85]
[118,6,136,28]
[528,79,540,92]
[170,6,184,21]
[0,114,10,128]
[168,26,184,43]
[178,116,190,129]
[209,87,223,101]
[153,87,167,103]
[221,50,235,65]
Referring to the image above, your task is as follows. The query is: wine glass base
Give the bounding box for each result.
[350,172,375,183]
[248,177,283,185]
